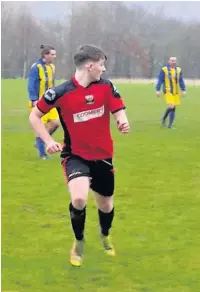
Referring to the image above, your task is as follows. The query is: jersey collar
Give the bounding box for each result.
[167,64,177,70]
[72,75,83,88]
[38,58,48,67]
[72,75,100,89]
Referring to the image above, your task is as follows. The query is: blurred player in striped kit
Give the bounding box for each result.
[28,45,60,159]
[156,57,186,128]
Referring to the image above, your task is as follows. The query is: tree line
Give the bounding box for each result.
[2,1,200,79]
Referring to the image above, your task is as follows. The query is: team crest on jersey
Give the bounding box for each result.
[85,95,94,104]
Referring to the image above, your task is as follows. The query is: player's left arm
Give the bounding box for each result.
[108,81,130,134]
[179,69,186,96]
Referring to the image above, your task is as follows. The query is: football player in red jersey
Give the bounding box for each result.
[29,44,130,267]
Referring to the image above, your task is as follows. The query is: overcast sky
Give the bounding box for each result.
[132,1,200,22]
[7,1,200,23]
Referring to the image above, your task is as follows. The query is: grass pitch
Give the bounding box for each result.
[2,79,200,291]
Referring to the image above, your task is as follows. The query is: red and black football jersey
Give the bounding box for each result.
[37,76,126,160]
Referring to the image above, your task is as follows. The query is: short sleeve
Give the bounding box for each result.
[108,81,126,114]
[36,88,57,113]
[36,82,68,114]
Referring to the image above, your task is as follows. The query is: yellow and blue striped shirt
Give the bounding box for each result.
[28,58,55,101]
[156,64,185,95]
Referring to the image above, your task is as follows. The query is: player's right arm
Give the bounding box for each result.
[29,85,65,153]
[30,107,62,153]
[27,64,40,107]
[156,68,164,96]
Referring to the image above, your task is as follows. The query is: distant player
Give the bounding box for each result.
[156,57,186,128]
[28,45,60,159]
[29,44,130,266]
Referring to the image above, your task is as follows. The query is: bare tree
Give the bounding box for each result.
[1,1,200,79]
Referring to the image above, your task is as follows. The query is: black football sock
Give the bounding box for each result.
[168,107,176,128]
[69,203,86,241]
[98,208,114,236]
[162,107,172,122]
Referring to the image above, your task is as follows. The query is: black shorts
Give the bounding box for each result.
[62,155,114,197]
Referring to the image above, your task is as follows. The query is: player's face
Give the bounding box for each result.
[169,57,176,68]
[44,50,56,64]
[88,59,106,81]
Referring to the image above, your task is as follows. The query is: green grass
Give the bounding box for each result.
[2,79,200,292]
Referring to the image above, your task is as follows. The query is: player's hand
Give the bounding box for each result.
[181,91,187,97]
[117,122,130,134]
[31,101,38,107]
[46,140,62,154]
[156,91,160,97]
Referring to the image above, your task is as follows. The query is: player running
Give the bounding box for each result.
[29,44,130,266]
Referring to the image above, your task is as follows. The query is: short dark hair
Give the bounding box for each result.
[74,45,107,67]
[40,44,55,57]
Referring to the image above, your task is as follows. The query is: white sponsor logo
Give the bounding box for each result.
[73,105,105,123]
[44,88,56,101]
[68,171,82,178]
[102,160,113,167]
